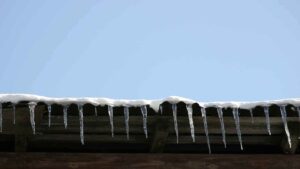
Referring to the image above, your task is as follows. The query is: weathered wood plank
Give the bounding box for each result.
[0,153,299,169]
[150,117,170,152]
[35,116,298,135]
[28,134,282,145]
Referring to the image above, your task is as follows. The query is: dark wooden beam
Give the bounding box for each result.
[0,153,299,169]
[150,117,170,153]
[14,106,45,152]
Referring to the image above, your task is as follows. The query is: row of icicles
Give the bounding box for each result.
[0,102,299,153]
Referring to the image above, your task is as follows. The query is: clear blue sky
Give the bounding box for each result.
[0,0,299,101]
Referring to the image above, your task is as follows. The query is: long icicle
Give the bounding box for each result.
[186,104,195,142]
[0,103,2,132]
[140,105,148,138]
[217,107,226,148]
[124,106,130,140]
[280,105,291,148]
[297,107,300,121]
[172,104,179,144]
[95,106,98,116]
[63,105,69,129]
[108,105,114,137]
[249,108,254,124]
[12,103,16,125]
[47,104,52,127]
[263,106,271,135]
[28,102,37,135]
[233,108,243,150]
[201,107,211,154]
[78,105,84,145]
[159,104,163,115]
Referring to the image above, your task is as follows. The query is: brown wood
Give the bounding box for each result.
[14,107,31,152]
[0,153,299,169]
[150,117,170,152]
[14,106,45,152]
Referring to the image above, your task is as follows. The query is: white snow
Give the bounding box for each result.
[1,94,300,111]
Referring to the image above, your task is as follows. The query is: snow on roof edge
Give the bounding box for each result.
[0,94,300,112]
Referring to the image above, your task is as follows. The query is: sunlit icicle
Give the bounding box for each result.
[95,106,98,116]
[108,105,114,137]
[12,104,16,125]
[63,105,69,129]
[159,104,163,115]
[201,107,211,154]
[124,106,130,140]
[186,104,195,142]
[297,107,300,121]
[280,105,291,148]
[233,108,243,150]
[249,108,254,124]
[28,102,37,135]
[0,103,2,132]
[140,105,148,138]
[217,107,226,148]
[47,104,52,127]
[263,106,271,135]
[78,105,84,145]
[172,104,179,144]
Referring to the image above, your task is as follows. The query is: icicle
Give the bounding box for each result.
[249,108,254,124]
[78,105,84,145]
[263,106,271,135]
[124,106,130,140]
[47,104,51,127]
[172,104,179,144]
[0,103,2,132]
[279,105,291,148]
[159,104,163,115]
[297,107,300,121]
[186,104,195,142]
[28,102,37,135]
[95,106,98,116]
[108,105,114,137]
[140,105,148,138]
[63,105,69,129]
[217,107,226,148]
[233,108,243,150]
[201,107,211,154]
[12,103,16,125]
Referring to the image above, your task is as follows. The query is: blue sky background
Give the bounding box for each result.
[0,0,299,101]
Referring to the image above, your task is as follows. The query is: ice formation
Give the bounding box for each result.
[28,102,37,135]
[280,105,291,148]
[124,106,130,140]
[249,108,254,124]
[172,104,179,144]
[47,104,52,127]
[108,105,114,137]
[0,103,2,132]
[78,104,84,145]
[217,107,226,148]
[63,105,69,129]
[0,94,299,151]
[12,103,16,125]
[201,107,211,154]
[140,105,148,138]
[186,104,195,142]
